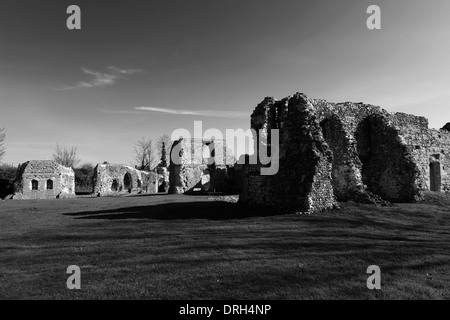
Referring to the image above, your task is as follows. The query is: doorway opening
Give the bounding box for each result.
[124,173,132,193]
[111,179,119,192]
[429,162,441,192]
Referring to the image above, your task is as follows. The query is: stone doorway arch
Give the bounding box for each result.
[111,179,119,192]
[124,172,132,193]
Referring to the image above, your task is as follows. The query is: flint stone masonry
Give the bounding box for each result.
[240,92,450,213]
[168,138,236,194]
[14,160,76,200]
[92,163,158,196]
[242,94,337,213]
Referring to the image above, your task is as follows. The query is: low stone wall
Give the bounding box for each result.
[92,163,158,196]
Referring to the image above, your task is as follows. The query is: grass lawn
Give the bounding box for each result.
[0,192,449,300]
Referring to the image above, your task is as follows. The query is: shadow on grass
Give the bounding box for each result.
[124,193,169,198]
[64,201,279,221]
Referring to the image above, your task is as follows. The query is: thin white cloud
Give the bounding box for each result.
[134,106,249,118]
[53,66,143,90]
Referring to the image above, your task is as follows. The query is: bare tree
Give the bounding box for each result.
[0,127,5,163]
[74,163,95,191]
[134,137,158,171]
[157,134,171,168]
[53,144,81,168]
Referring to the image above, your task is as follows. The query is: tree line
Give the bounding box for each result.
[134,134,171,171]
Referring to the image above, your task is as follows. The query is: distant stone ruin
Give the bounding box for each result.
[14,160,76,200]
[156,166,170,193]
[168,138,238,194]
[239,92,450,213]
[92,163,158,196]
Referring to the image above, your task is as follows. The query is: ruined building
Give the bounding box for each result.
[239,92,450,213]
[92,163,158,196]
[14,160,76,200]
[169,138,238,194]
[156,166,170,193]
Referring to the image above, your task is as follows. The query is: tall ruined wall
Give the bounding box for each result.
[168,138,237,194]
[244,93,337,213]
[320,114,365,201]
[355,114,420,202]
[14,160,76,200]
[240,91,449,212]
[92,163,158,196]
[169,138,209,194]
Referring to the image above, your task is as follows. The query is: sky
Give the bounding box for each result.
[1,0,449,166]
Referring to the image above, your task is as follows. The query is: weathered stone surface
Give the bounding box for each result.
[355,114,420,202]
[244,93,337,213]
[13,160,76,200]
[240,92,450,213]
[320,114,364,201]
[92,163,158,196]
[168,138,237,194]
[157,166,170,192]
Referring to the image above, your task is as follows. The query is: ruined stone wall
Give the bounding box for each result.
[320,114,364,201]
[243,93,337,213]
[400,128,450,192]
[168,138,237,194]
[92,163,158,196]
[240,91,449,212]
[157,166,170,192]
[168,138,208,194]
[244,165,266,206]
[13,160,75,200]
[355,114,420,202]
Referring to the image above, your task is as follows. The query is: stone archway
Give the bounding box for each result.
[124,172,132,193]
[111,179,119,192]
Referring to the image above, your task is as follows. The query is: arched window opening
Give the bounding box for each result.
[111,179,119,192]
[46,179,53,190]
[124,173,132,193]
[31,180,39,190]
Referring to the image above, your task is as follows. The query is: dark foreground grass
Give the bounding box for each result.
[0,192,449,300]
